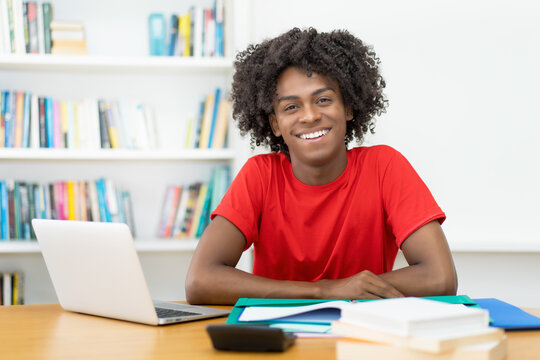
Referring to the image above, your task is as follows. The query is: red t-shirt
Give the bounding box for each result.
[211,145,445,281]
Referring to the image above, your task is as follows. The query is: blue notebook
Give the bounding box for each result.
[474,298,540,330]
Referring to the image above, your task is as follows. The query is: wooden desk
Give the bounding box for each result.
[1,305,539,360]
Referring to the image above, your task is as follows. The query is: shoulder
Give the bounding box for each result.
[243,152,288,173]
[349,145,404,164]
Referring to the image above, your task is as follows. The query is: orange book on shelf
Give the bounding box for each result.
[14,92,25,148]
[211,99,229,149]
[198,94,215,149]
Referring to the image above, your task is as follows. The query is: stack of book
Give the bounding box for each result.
[1,271,24,305]
[50,20,87,55]
[184,88,229,150]
[0,90,158,150]
[148,0,227,57]
[0,1,56,55]
[157,166,230,239]
[0,178,135,241]
[333,298,507,360]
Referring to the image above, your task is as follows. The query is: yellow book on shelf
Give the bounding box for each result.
[60,101,68,148]
[66,181,75,220]
[211,99,229,149]
[180,13,191,57]
[12,273,19,305]
[198,94,215,149]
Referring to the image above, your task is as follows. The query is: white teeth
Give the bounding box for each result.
[299,129,329,140]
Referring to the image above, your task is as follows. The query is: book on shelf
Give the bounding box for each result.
[1,90,158,151]
[49,20,87,55]
[336,336,507,360]
[157,166,230,239]
[0,1,59,55]
[148,0,228,58]
[0,178,135,241]
[1,271,24,305]
[186,88,228,150]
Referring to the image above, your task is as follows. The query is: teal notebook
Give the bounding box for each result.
[226,295,478,333]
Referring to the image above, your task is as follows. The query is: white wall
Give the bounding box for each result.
[249,0,540,307]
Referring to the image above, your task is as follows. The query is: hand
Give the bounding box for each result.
[317,270,404,300]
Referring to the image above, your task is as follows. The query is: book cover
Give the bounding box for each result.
[133,103,150,150]
[11,0,25,54]
[27,183,36,239]
[203,8,215,57]
[41,2,52,54]
[2,272,12,305]
[53,100,61,148]
[195,178,214,238]
[179,12,191,57]
[95,178,109,222]
[7,0,15,54]
[23,1,28,52]
[190,6,203,58]
[122,191,136,237]
[44,97,53,148]
[21,92,30,148]
[167,14,178,56]
[332,321,505,354]
[163,185,182,238]
[29,94,39,148]
[340,297,489,338]
[211,98,229,149]
[171,185,190,238]
[66,180,75,220]
[3,91,13,147]
[72,101,80,148]
[0,91,6,147]
[179,182,201,236]
[192,100,205,148]
[0,0,11,54]
[207,88,221,148]
[188,183,208,239]
[19,182,31,240]
[148,13,165,56]
[336,337,507,360]
[59,101,68,148]
[88,180,100,222]
[26,1,38,53]
[36,0,43,53]
[79,181,87,221]
[6,180,14,239]
[0,180,9,240]
[13,91,24,147]
[104,179,119,222]
[198,93,215,149]
[97,100,111,149]
[13,181,21,239]
[38,96,47,148]
[214,0,224,57]
[47,183,55,219]
[142,105,158,149]
[66,101,75,149]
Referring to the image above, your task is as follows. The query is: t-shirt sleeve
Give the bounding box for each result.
[379,147,446,248]
[211,157,265,250]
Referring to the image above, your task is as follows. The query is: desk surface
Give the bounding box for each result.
[1,304,540,360]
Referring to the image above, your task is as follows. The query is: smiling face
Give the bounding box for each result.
[269,67,353,184]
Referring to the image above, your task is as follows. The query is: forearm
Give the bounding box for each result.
[379,261,458,297]
[186,263,323,305]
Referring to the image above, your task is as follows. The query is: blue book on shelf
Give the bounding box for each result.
[207,88,221,148]
[21,92,31,148]
[0,181,9,240]
[4,91,13,147]
[148,13,166,56]
[167,14,179,56]
[45,97,54,148]
[95,179,110,222]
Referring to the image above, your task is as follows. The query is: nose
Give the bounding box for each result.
[300,104,320,123]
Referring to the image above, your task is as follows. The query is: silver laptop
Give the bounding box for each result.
[32,219,230,325]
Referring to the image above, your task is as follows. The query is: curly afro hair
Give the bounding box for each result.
[231,27,388,154]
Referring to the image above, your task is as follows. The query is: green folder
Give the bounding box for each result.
[226,295,479,333]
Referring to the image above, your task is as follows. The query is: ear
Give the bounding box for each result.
[345,107,354,121]
[269,113,282,137]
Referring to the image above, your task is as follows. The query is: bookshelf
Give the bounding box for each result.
[0,0,252,304]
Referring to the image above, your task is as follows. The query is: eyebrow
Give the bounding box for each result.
[276,87,336,103]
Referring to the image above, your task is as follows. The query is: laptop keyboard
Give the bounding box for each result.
[155,307,201,319]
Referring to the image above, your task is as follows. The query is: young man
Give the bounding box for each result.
[186,28,457,305]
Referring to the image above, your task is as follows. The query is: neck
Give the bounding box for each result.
[290,149,348,186]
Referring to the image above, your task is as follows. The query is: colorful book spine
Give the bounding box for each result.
[21,92,30,148]
[0,180,9,240]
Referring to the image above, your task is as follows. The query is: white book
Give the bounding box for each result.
[36,2,44,54]
[337,336,507,360]
[11,0,25,54]
[191,6,203,57]
[142,105,158,150]
[104,179,119,222]
[171,186,190,238]
[332,321,504,354]
[87,98,102,150]
[117,101,134,149]
[3,272,12,305]
[340,298,489,338]
[133,103,150,150]
[0,0,10,54]
[30,94,39,148]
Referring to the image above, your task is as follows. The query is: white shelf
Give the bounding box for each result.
[0,148,235,161]
[0,238,199,254]
[0,54,234,74]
